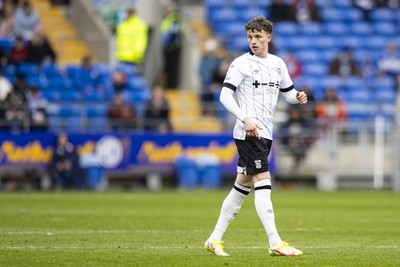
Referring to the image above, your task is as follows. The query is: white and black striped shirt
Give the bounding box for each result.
[223,52,295,140]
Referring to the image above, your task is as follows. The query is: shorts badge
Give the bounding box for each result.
[255,160,262,169]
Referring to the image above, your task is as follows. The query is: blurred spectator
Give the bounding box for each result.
[285,51,302,78]
[280,107,316,171]
[199,37,221,86]
[12,73,28,103]
[49,132,86,189]
[0,74,13,130]
[0,73,12,101]
[115,8,148,68]
[13,0,40,40]
[316,88,347,137]
[0,1,15,37]
[26,26,56,65]
[353,0,374,21]
[288,0,320,23]
[377,42,400,88]
[76,55,98,88]
[9,35,27,65]
[26,85,48,131]
[298,84,317,120]
[3,89,26,132]
[112,70,127,92]
[199,37,221,109]
[161,5,182,89]
[144,85,172,132]
[328,47,361,77]
[360,56,377,81]
[107,91,136,131]
[50,0,70,5]
[203,56,231,116]
[268,0,291,22]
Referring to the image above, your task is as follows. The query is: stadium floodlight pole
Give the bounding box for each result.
[373,113,385,190]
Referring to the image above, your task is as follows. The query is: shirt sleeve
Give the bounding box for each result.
[222,58,245,89]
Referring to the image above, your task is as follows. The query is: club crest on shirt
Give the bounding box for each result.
[255,160,262,169]
[253,69,260,74]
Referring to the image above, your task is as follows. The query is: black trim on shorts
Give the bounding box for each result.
[223,82,237,91]
[280,84,294,92]
[234,185,250,195]
[254,185,272,191]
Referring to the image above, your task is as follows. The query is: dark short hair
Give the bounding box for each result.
[245,16,273,34]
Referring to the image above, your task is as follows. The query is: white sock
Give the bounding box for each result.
[254,179,282,247]
[208,183,251,240]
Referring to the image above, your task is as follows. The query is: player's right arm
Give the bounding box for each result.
[219,86,262,139]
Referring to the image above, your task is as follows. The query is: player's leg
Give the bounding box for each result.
[253,173,302,256]
[205,173,252,256]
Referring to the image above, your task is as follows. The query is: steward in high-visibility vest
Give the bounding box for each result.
[116,8,148,64]
[160,6,182,89]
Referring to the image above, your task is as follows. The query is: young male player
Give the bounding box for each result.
[204,16,308,257]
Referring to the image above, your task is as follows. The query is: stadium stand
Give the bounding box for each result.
[204,0,399,128]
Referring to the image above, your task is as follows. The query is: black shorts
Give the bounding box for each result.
[234,137,272,176]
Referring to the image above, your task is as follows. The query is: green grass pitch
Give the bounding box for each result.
[1,189,399,266]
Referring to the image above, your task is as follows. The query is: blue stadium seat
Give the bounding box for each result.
[302,63,328,77]
[4,64,16,76]
[210,8,237,24]
[41,64,62,78]
[273,22,298,35]
[60,91,82,102]
[338,35,366,49]
[339,89,371,103]
[48,76,72,91]
[343,77,366,90]
[65,64,79,79]
[322,9,345,21]
[237,8,264,24]
[127,76,147,91]
[295,50,321,63]
[59,105,82,118]
[213,22,243,37]
[46,103,61,117]
[313,35,336,49]
[332,0,352,8]
[290,36,315,49]
[371,77,396,88]
[86,117,108,133]
[369,8,396,22]
[324,22,348,36]
[114,62,137,76]
[86,103,108,117]
[18,63,39,76]
[374,88,396,104]
[349,22,372,36]
[0,38,13,52]
[227,36,249,53]
[300,23,322,36]
[372,22,396,36]
[41,89,61,101]
[365,36,389,50]
[345,8,363,21]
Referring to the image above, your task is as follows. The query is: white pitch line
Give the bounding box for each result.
[1,228,329,235]
[1,245,399,250]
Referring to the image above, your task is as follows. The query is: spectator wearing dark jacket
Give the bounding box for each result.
[49,132,86,189]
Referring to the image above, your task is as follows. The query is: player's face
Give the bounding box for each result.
[247,29,271,58]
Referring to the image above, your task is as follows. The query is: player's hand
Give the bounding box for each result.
[243,117,263,139]
[296,91,308,104]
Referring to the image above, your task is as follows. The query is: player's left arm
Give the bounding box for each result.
[280,86,307,104]
[279,59,308,105]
